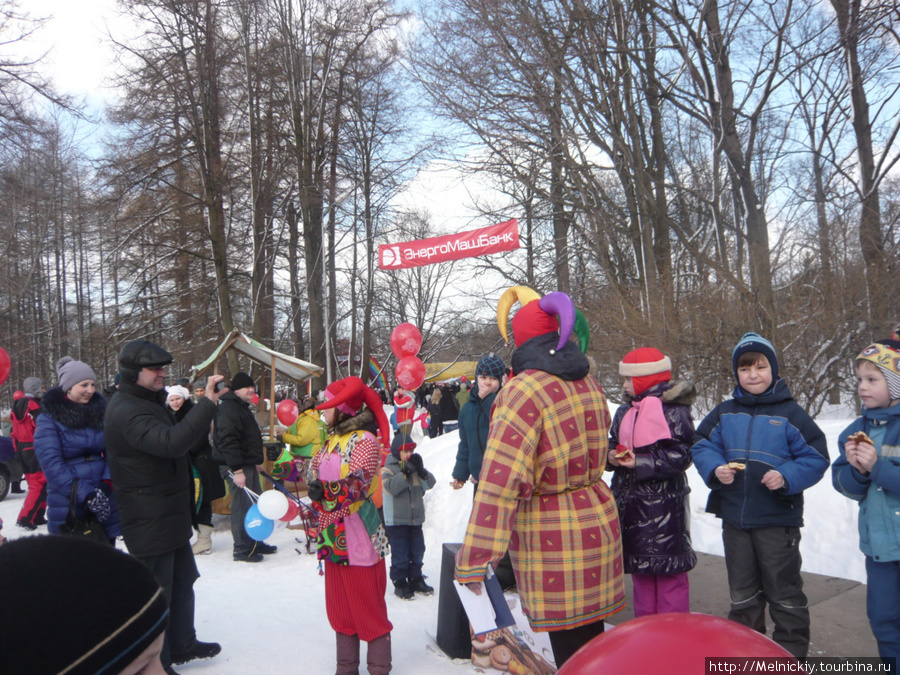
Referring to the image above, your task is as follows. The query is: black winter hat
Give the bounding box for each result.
[118,339,174,384]
[231,371,255,392]
[391,431,416,459]
[0,536,169,674]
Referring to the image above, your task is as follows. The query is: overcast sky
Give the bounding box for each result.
[22,0,125,109]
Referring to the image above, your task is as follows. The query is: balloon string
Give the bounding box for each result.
[226,470,259,503]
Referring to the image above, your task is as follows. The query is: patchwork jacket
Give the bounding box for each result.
[455,334,625,631]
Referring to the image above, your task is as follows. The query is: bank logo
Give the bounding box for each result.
[381,246,403,267]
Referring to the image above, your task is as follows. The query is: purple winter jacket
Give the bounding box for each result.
[608,380,697,576]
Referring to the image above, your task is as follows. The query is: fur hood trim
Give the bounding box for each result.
[41,386,107,430]
[332,407,378,437]
[624,379,696,407]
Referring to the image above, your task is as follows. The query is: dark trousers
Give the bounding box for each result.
[866,556,900,661]
[138,542,200,667]
[548,619,605,667]
[197,500,212,528]
[722,522,809,658]
[222,466,262,554]
[386,524,425,583]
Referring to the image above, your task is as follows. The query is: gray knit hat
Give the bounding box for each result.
[22,377,42,398]
[56,356,98,393]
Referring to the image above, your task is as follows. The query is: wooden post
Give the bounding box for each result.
[269,354,277,437]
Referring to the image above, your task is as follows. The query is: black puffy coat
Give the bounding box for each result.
[609,380,697,576]
[214,391,264,472]
[174,399,226,504]
[104,381,218,557]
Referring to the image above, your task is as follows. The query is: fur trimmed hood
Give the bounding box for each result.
[332,407,378,437]
[40,386,106,430]
[624,379,696,407]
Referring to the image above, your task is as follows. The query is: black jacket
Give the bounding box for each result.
[175,399,226,504]
[104,381,217,557]
[609,381,698,575]
[214,391,264,471]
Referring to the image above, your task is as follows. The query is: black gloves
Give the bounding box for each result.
[85,481,113,522]
[307,479,324,501]
[401,461,415,477]
[266,444,281,462]
[406,453,428,480]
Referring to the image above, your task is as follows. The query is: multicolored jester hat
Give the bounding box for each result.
[496,286,591,353]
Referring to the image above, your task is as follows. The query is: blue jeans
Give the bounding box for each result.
[866,556,900,661]
[386,524,425,583]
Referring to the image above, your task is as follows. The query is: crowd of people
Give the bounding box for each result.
[1,295,899,674]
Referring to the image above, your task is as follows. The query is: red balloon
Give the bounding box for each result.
[13,390,24,400]
[395,356,426,391]
[0,346,9,387]
[558,613,793,675]
[276,399,299,426]
[280,499,301,522]
[390,323,422,359]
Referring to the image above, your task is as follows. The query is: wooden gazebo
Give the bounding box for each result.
[189,329,323,436]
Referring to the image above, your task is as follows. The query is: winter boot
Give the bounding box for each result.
[336,632,361,675]
[233,550,264,563]
[170,640,221,665]
[409,576,434,596]
[192,524,213,555]
[255,541,277,555]
[392,580,413,600]
[366,633,392,675]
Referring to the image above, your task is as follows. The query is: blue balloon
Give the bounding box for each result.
[244,503,274,541]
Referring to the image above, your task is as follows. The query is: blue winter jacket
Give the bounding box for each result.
[452,386,498,483]
[692,379,828,529]
[34,387,120,538]
[832,402,900,562]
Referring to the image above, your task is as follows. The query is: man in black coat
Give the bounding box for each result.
[214,371,276,563]
[105,339,225,673]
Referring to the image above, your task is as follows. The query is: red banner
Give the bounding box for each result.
[379,219,520,270]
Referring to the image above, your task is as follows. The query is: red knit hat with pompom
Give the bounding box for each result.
[619,347,672,396]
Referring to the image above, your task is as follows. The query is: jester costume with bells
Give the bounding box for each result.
[308,377,393,675]
[454,287,625,668]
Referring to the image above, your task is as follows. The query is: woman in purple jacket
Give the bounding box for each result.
[607,347,697,616]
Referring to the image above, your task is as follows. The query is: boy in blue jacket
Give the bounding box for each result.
[692,333,828,658]
[833,339,900,662]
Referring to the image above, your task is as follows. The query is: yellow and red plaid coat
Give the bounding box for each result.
[455,369,625,631]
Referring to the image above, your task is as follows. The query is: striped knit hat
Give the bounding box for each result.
[732,332,779,382]
[856,340,900,401]
[0,536,168,674]
[619,347,672,396]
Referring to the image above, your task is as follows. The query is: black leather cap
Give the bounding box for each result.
[118,340,174,370]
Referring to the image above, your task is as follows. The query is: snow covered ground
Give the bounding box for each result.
[0,408,866,674]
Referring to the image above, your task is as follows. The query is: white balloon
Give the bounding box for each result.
[257,489,289,520]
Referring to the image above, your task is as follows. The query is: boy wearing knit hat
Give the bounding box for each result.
[382,431,436,599]
[692,332,829,658]
[833,338,900,661]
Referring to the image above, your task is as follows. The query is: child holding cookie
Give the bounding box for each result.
[833,339,900,662]
[608,347,697,615]
[692,333,828,658]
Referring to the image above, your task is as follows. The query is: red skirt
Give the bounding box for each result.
[324,559,392,641]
